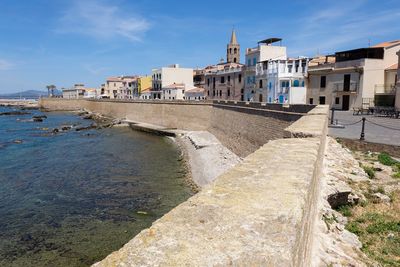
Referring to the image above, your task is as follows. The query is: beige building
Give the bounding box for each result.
[204,62,244,100]
[104,76,137,99]
[204,30,245,101]
[151,64,193,99]
[307,40,400,110]
[62,84,86,99]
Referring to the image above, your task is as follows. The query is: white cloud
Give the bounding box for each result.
[57,0,150,42]
[0,59,13,70]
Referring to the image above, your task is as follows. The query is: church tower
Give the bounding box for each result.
[227,29,240,63]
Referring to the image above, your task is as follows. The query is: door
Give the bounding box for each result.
[342,95,350,110]
[343,74,351,91]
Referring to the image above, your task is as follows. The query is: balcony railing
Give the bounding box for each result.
[374,84,396,95]
[333,82,358,93]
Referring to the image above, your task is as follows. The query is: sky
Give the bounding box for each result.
[0,0,399,93]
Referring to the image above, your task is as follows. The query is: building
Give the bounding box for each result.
[193,68,206,89]
[255,57,309,104]
[307,40,400,110]
[396,50,400,109]
[62,84,87,99]
[204,30,245,101]
[184,87,206,100]
[204,62,244,100]
[151,64,193,99]
[140,87,152,100]
[132,76,152,99]
[104,76,137,99]
[162,83,186,100]
[244,38,287,101]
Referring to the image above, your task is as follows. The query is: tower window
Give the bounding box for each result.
[234,58,237,63]
[259,80,263,88]
[230,48,232,54]
[234,48,237,54]
[238,74,242,83]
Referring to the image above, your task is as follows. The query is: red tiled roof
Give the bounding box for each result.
[372,40,400,48]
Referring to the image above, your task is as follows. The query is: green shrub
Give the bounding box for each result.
[378,152,398,166]
[363,166,376,179]
[337,205,352,217]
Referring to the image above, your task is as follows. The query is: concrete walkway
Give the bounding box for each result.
[329,111,400,146]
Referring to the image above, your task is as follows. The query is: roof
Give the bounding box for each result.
[258,38,282,45]
[163,83,185,89]
[230,29,238,45]
[386,63,398,70]
[185,87,205,93]
[141,87,151,93]
[372,40,400,48]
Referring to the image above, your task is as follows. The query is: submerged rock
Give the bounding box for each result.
[33,117,43,122]
[0,111,31,116]
[75,124,97,131]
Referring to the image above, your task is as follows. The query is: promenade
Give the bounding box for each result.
[329,111,400,146]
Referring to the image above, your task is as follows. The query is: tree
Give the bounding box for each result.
[46,85,56,97]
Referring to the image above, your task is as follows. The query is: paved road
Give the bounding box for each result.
[328,111,400,146]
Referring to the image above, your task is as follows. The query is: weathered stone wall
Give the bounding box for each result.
[39,99,308,157]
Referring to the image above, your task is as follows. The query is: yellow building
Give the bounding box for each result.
[134,76,152,97]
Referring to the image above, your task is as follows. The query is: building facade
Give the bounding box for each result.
[62,84,86,99]
[307,40,400,110]
[132,76,152,99]
[204,63,244,100]
[104,76,137,99]
[204,30,244,101]
[244,38,287,101]
[151,64,193,99]
[255,57,309,104]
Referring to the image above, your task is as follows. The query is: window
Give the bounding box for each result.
[219,90,222,96]
[227,89,230,97]
[319,96,326,105]
[293,80,300,87]
[234,48,237,54]
[309,98,313,104]
[213,90,215,96]
[253,58,257,66]
[335,97,340,105]
[207,78,210,86]
[221,76,225,83]
[230,48,232,54]
[320,76,326,88]
[233,58,237,63]
[228,76,230,82]
[247,77,251,84]
[238,74,242,83]
[247,59,251,66]
[259,79,263,88]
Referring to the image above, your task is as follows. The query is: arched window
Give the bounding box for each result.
[234,48,237,54]
[293,80,300,87]
[259,79,263,88]
[259,94,263,102]
[230,48,232,54]
[233,58,237,63]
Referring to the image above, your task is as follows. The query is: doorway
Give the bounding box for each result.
[343,74,351,91]
[342,95,350,110]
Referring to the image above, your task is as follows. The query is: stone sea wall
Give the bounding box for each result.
[39,98,329,266]
[40,99,306,157]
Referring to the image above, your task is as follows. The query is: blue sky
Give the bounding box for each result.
[0,0,399,93]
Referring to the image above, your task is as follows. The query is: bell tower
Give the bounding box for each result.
[227,29,240,63]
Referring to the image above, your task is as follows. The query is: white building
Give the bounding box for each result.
[162,83,186,100]
[62,84,86,99]
[256,57,309,104]
[244,38,287,101]
[151,64,193,99]
[184,87,206,100]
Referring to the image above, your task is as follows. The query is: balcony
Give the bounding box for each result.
[333,82,358,94]
[375,84,396,95]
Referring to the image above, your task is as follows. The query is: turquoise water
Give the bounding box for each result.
[0,106,192,266]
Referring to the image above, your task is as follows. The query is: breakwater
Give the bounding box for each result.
[39,98,328,266]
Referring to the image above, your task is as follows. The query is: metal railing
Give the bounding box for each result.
[374,84,396,94]
[333,82,358,93]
